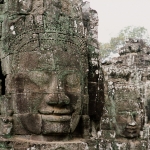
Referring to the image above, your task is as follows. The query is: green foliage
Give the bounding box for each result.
[100,26,150,58]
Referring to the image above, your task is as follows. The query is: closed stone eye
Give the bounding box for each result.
[28,71,50,85]
[65,74,80,87]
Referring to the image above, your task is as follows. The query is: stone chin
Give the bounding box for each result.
[123,133,139,138]
[41,115,71,134]
[123,128,140,138]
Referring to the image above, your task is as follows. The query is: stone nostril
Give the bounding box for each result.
[128,121,137,126]
[45,94,59,105]
[45,93,70,106]
[58,93,70,105]
[127,114,137,126]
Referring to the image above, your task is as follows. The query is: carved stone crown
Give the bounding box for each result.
[3,13,87,55]
[2,0,86,54]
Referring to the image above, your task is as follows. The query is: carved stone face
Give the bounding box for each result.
[8,47,87,135]
[116,100,143,138]
[102,82,144,139]
[113,83,144,138]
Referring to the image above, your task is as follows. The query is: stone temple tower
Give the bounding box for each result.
[0,0,104,149]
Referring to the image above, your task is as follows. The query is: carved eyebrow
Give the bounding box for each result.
[58,71,80,77]
[118,111,138,115]
[118,111,129,114]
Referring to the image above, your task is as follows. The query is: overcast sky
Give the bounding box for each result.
[83,0,150,43]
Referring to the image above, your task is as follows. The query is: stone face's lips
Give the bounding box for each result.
[126,129,137,133]
[125,132,138,138]
[125,125,138,133]
[38,106,54,114]
[124,125,139,138]
[38,106,72,115]
[42,115,71,122]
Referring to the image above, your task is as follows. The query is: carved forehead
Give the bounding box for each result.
[112,83,142,111]
[116,100,140,111]
[11,48,87,73]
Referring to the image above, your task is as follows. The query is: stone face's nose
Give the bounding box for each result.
[38,92,71,115]
[45,93,70,106]
[127,113,137,126]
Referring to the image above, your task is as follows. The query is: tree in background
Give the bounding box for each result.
[100,26,150,59]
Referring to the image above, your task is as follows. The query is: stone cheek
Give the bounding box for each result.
[13,114,42,134]
[42,116,70,134]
